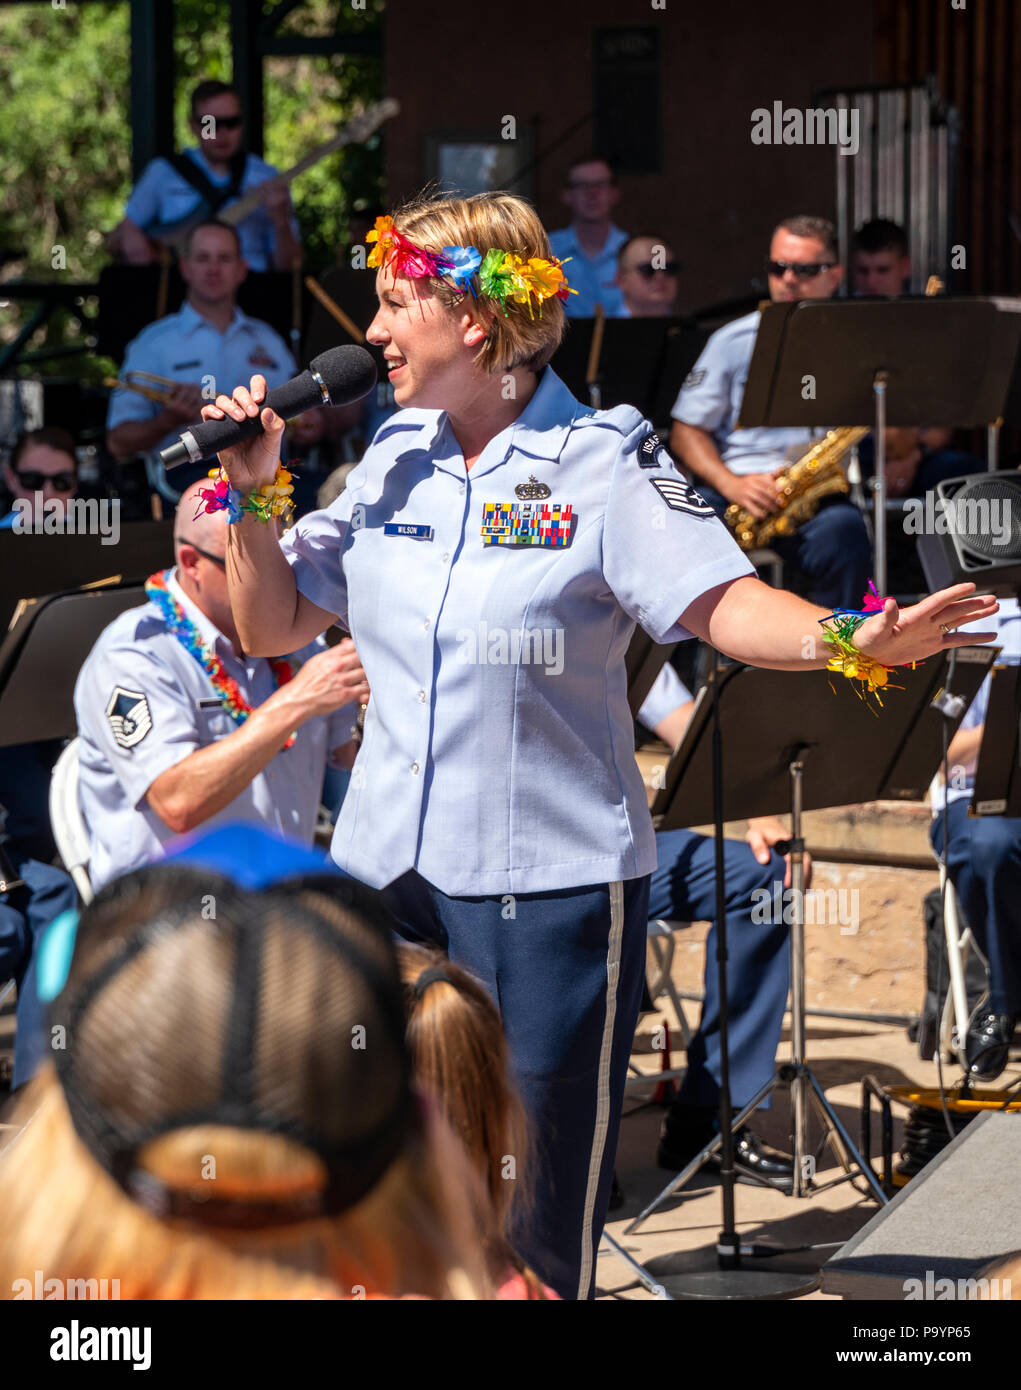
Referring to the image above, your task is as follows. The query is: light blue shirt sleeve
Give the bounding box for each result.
[123,158,171,228]
[637,663,693,733]
[75,640,203,810]
[602,419,755,643]
[671,324,737,433]
[106,330,162,431]
[280,485,358,627]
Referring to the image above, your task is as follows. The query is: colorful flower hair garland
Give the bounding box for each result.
[145,569,296,746]
[819,581,915,711]
[195,464,295,526]
[365,215,576,317]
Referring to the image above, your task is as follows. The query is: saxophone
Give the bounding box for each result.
[723,426,868,550]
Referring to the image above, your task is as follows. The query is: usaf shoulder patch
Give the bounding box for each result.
[681,367,706,391]
[649,476,716,517]
[105,686,153,750]
[637,431,674,470]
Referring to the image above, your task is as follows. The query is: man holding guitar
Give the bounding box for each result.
[106,79,302,272]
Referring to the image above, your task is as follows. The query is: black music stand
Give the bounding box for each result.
[738,296,1021,594]
[0,523,173,635]
[550,317,705,422]
[0,584,147,746]
[624,651,992,1299]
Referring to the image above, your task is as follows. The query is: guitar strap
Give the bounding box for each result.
[167,149,249,220]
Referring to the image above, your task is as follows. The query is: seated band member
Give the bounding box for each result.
[73,481,365,892]
[933,596,1021,1080]
[548,158,629,318]
[615,235,681,318]
[851,218,984,499]
[638,664,801,1189]
[107,79,301,272]
[106,221,296,492]
[670,215,872,611]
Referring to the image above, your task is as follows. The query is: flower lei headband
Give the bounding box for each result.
[365,215,576,317]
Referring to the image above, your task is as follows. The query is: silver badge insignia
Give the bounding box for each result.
[514,475,551,500]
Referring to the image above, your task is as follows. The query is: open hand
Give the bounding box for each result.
[201,374,283,493]
[854,583,998,667]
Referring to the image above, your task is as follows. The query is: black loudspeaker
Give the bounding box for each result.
[916,471,1021,597]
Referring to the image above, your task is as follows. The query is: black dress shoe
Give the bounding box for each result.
[965,1004,1017,1082]
[657,1117,794,1192]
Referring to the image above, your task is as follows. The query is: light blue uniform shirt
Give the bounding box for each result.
[74,570,354,891]
[106,303,296,457]
[548,223,629,318]
[671,309,820,475]
[940,597,1021,809]
[281,367,753,896]
[124,148,300,272]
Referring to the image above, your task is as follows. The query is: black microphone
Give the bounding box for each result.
[159,345,378,469]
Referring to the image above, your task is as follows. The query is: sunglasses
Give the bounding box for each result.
[766,260,836,279]
[187,542,227,568]
[632,262,680,278]
[205,115,243,130]
[15,470,75,492]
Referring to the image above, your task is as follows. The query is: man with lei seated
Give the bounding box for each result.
[74,479,368,891]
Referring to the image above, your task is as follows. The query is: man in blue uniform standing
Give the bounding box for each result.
[107,79,301,272]
[670,215,872,610]
[74,481,366,892]
[548,158,629,318]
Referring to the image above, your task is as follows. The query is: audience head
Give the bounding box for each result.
[851,218,911,296]
[189,80,244,163]
[767,215,843,303]
[3,427,79,520]
[180,221,247,311]
[616,234,679,317]
[0,865,491,1299]
[399,944,549,1298]
[560,157,619,229]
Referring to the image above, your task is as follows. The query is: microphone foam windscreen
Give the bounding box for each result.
[311,346,378,403]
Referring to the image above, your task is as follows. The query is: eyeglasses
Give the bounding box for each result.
[568,178,613,191]
[632,262,680,278]
[14,470,75,492]
[766,260,836,279]
[207,115,243,131]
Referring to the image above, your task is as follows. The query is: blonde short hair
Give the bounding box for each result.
[386,192,567,375]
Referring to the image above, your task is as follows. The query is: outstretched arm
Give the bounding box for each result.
[680,574,999,671]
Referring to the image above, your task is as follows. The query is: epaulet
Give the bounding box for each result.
[371,410,437,441]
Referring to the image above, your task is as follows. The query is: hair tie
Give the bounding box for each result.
[413,966,454,999]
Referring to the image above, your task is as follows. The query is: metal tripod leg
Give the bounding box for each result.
[598,1231,674,1299]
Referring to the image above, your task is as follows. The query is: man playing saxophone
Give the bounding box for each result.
[669,216,871,609]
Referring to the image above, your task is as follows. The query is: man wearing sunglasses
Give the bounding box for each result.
[616,235,681,318]
[107,79,300,272]
[669,215,871,610]
[1,426,79,531]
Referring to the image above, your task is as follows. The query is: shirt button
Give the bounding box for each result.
[441,552,450,563]
[411,762,420,775]
[417,689,427,703]
[423,618,430,630]
[458,482,466,494]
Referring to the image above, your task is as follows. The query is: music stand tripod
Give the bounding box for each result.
[624,653,989,1295]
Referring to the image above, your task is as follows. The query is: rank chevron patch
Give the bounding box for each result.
[648,476,716,517]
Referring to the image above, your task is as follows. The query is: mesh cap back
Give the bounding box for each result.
[52,867,416,1226]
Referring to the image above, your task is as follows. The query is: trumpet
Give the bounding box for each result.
[103,371,186,406]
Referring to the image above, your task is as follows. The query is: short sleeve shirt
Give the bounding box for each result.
[124,148,300,272]
[74,570,354,891]
[548,224,629,318]
[106,303,296,457]
[280,367,753,896]
[671,310,819,475]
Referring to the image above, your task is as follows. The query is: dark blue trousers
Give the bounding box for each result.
[0,851,78,1089]
[382,871,650,1301]
[698,483,872,611]
[933,799,1021,1015]
[648,829,789,1111]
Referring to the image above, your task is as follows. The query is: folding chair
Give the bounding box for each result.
[927,775,986,1069]
[48,738,93,906]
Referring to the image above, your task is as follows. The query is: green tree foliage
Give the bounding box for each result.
[0,0,384,368]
